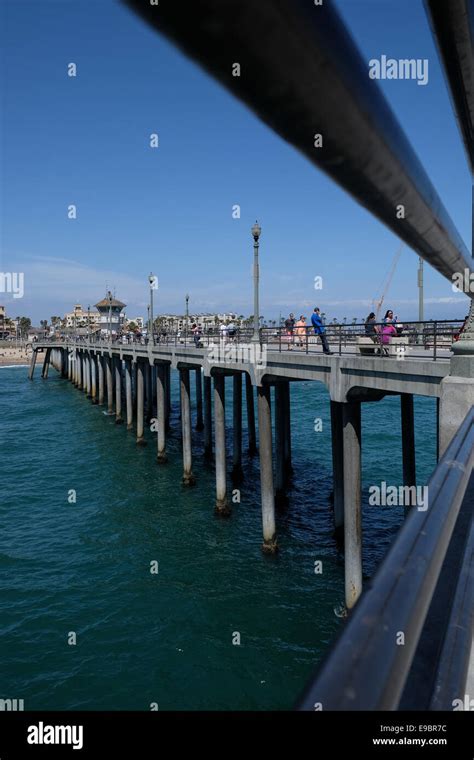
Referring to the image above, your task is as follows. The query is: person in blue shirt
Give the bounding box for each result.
[311,308,333,355]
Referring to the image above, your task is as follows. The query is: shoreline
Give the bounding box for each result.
[0,349,45,367]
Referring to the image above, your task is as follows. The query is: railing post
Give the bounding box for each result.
[338,324,342,356]
[433,321,437,361]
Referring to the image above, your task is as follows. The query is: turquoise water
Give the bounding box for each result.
[0,366,437,710]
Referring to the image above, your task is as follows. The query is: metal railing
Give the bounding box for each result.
[259,319,464,360]
[43,319,464,362]
[297,406,474,711]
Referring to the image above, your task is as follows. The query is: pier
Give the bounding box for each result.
[26,0,473,711]
[29,335,469,606]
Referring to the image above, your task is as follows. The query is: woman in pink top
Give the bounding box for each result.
[381,323,397,345]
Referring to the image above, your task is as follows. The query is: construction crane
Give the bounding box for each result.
[373,243,404,320]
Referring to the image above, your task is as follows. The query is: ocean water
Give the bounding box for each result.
[0,366,437,710]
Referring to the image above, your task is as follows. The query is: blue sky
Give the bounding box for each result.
[1,0,471,324]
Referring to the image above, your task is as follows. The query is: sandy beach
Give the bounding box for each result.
[0,347,45,367]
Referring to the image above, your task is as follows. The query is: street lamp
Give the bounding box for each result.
[418,257,424,323]
[185,293,189,345]
[251,220,261,342]
[148,273,156,345]
[108,291,113,343]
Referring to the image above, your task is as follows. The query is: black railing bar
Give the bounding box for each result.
[424,0,474,174]
[429,513,474,710]
[123,0,472,282]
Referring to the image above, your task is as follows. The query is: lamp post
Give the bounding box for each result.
[417,257,424,323]
[147,305,150,344]
[185,293,189,345]
[251,220,261,342]
[148,273,156,345]
[87,305,90,342]
[108,291,113,344]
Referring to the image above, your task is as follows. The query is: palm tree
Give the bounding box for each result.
[19,317,31,338]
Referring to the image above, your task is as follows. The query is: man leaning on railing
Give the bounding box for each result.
[311,307,333,355]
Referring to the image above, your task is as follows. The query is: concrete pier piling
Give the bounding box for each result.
[401,393,416,488]
[79,353,84,390]
[115,357,123,424]
[144,363,152,423]
[85,355,91,397]
[245,374,257,455]
[106,357,114,415]
[195,368,204,430]
[136,361,146,446]
[79,353,83,388]
[203,375,212,459]
[91,354,97,403]
[132,362,138,407]
[257,383,277,552]
[98,356,105,404]
[42,348,51,378]
[342,401,362,610]
[156,364,167,462]
[330,400,345,538]
[151,365,157,418]
[232,373,243,482]
[125,359,133,430]
[28,350,37,380]
[165,365,171,431]
[180,368,196,485]
[214,373,230,515]
[88,354,93,397]
[283,381,292,477]
[275,383,286,504]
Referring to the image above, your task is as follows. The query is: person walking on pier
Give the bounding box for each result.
[311,307,333,355]
[220,321,229,343]
[284,312,295,350]
[295,315,307,348]
[227,320,236,342]
[192,323,202,347]
[365,312,378,342]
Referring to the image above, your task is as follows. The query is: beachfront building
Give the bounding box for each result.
[95,292,126,336]
[157,312,242,332]
[64,304,101,330]
[0,307,18,339]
